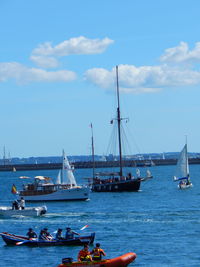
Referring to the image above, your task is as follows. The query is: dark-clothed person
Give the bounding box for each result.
[26,228,37,239]
[56,228,63,240]
[65,227,80,239]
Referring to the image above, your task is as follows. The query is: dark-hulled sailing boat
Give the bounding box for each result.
[90,66,152,192]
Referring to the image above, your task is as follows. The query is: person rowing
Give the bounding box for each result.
[39,228,53,241]
[65,227,80,239]
[26,228,37,240]
[56,228,64,240]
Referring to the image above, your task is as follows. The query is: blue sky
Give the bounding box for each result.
[1,0,200,157]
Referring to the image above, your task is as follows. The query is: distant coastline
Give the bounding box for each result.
[1,158,200,172]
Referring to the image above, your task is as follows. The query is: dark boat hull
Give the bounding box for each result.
[91,179,141,192]
[0,232,95,247]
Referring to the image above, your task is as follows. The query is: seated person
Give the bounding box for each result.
[38,228,52,241]
[78,244,92,262]
[12,200,19,210]
[91,243,106,261]
[26,228,37,239]
[65,227,80,239]
[43,228,53,240]
[56,228,64,240]
[38,230,47,241]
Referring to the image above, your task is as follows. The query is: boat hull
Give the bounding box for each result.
[0,206,47,217]
[178,183,193,189]
[92,179,141,192]
[19,187,90,201]
[58,252,136,267]
[0,232,95,246]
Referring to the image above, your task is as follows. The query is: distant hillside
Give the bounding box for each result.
[1,152,200,165]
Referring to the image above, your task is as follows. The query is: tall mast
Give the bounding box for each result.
[91,123,95,179]
[185,135,188,175]
[116,66,123,177]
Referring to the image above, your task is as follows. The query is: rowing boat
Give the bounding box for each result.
[0,232,95,246]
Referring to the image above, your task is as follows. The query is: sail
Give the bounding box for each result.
[56,170,61,184]
[136,169,141,177]
[61,150,77,186]
[174,144,189,181]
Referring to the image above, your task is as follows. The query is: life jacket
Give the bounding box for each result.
[92,248,104,260]
[79,250,91,261]
[93,248,101,257]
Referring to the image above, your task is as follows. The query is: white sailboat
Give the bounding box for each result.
[173,143,193,189]
[19,150,90,201]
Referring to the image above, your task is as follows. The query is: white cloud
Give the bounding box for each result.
[85,64,200,94]
[30,36,114,69]
[160,41,200,63]
[30,55,59,68]
[0,62,77,84]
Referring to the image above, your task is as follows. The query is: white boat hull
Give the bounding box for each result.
[19,187,90,201]
[0,206,47,217]
[178,183,193,189]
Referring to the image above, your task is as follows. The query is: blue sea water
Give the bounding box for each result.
[0,164,200,267]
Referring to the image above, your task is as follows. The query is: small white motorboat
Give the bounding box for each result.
[0,205,47,217]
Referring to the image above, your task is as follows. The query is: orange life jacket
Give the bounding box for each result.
[92,248,105,260]
[79,250,91,260]
[93,248,101,256]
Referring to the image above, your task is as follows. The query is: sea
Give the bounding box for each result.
[0,164,200,267]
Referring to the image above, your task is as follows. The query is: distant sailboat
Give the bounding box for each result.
[173,143,192,189]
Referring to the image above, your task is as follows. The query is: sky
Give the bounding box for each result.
[1,0,200,158]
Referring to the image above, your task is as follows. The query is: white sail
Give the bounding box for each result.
[56,170,61,184]
[146,170,151,177]
[136,169,141,177]
[61,150,77,187]
[174,144,189,181]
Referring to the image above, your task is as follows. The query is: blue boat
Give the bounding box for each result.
[0,232,95,246]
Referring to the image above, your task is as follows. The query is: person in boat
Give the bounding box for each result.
[26,228,37,239]
[19,197,25,210]
[39,228,53,241]
[90,243,106,261]
[43,228,53,240]
[65,227,80,239]
[12,200,19,210]
[39,230,46,241]
[78,244,92,262]
[56,228,64,240]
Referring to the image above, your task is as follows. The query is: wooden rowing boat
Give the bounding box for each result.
[0,232,95,246]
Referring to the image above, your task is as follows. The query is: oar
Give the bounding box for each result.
[80,225,89,231]
[16,240,30,246]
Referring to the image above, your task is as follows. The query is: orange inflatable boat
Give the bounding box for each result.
[57,252,136,267]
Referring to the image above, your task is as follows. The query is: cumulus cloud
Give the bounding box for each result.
[160,41,200,64]
[30,55,60,68]
[0,62,77,84]
[0,36,113,83]
[30,36,114,68]
[32,36,114,56]
[85,64,200,94]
